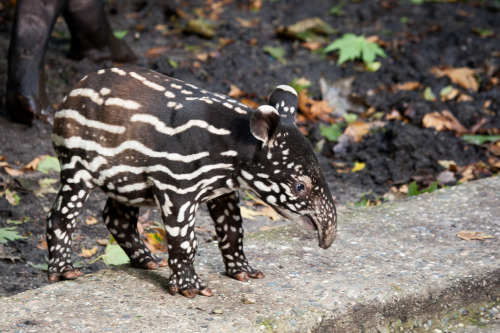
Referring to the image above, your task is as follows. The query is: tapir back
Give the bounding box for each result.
[53,66,255,204]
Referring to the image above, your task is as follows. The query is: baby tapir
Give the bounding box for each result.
[47,66,337,298]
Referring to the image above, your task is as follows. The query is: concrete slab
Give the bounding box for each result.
[0,177,499,332]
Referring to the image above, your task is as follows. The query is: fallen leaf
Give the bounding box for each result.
[298,90,334,122]
[183,18,218,39]
[228,84,245,98]
[259,225,283,232]
[343,121,371,143]
[440,85,460,101]
[36,155,61,174]
[352,161,365,172]
[96,239,109,246]
[431,67,479,92]
[145,46,170,58]
[240,206,260,220]
[259,206,281,221]
[422,110,467,134]
[396,81,421,91]
[423,86,436,101]
[85,216,98,226]
[36,238,48,250]
[4,167,24,176]
[79,247,98,258]
[239,98,260,109]
[234,17,259,28]
[249,0,262,10]
[276,17,337,43]
[302,42,323,51]
[457,230,495,241]
[22,157,41,171]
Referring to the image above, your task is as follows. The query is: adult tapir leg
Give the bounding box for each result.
[6,0,67,125]
[62,0,136,63]
[6,0,136,125]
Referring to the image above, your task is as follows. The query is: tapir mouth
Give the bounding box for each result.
[300,215,317,231]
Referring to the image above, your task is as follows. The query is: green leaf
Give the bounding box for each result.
[114,30,128,40]
[36,156,61,174]
[167,59,179,68]
[102,243,130,266]
[439,85,454,98]
[344,113,358,125]
[329,4,344,16]
[7,217,29,225]
[0,227,27,244]
[28,262,48,271]
[319,123,343,142]
[423,86,436,101]
[366,61,381,72]
[461,135,500,145]
[407,181,439,197]
[263,46,286,64]
[323,33,386,66]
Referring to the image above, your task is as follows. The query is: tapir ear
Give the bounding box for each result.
[250,105,281,145]
[268,85,298,125]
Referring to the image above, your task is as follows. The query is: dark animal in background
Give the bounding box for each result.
[6,0,135,125]
[47,66,337,298]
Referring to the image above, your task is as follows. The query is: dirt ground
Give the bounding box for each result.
[0,0,499,297]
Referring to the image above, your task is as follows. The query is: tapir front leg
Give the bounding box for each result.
[153,188,213,298]
[207,192,265,282]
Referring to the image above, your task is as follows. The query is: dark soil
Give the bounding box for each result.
[0,0,499,297]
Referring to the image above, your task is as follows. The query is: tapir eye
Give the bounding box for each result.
[295,182,306,193]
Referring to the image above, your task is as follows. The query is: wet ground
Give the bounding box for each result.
[0,0,499,297]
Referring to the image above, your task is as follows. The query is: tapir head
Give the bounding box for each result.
[238,85,337,249]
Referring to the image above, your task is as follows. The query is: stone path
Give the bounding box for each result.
[0,177,499,332]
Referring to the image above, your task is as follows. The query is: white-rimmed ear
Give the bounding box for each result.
[250,105,280,145]
[268,85,298,125]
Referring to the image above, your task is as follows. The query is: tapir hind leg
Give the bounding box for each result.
[102,198,167,269]
[47,181,91,282]
[207,192,265,282]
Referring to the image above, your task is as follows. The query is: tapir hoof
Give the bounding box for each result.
[231,269,265,282]
[5,92,53,126]
[48,268,84,283]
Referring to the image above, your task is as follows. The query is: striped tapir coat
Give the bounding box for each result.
[47,66,337,298]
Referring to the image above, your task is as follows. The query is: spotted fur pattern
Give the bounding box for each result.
[47,65,337,297]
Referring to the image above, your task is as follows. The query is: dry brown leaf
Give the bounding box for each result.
[385,109,402,120]
[431,67,479,92]
[234,17,259,28]
[79,247,97,258]
[96,239,109,246]
[422,110,467,134]
[228,84,245,98]
[4,167,24,176]
[145,46,169,58]
[240,206,259,220]
[85,216,98,226]
[36,238,48,250]
[0,155,6,161]
[457,93,473,102]
[457,230,495,241]
[441,87,460,101]
[298,90,333,121]
[396,81,421,91]
[249,0,262,10]
[259,225,283,232]
[239,98,260,109]
[343,121,371,143]
[22,157,41,171]
[302,42,323,51]
[259,206,281,221]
